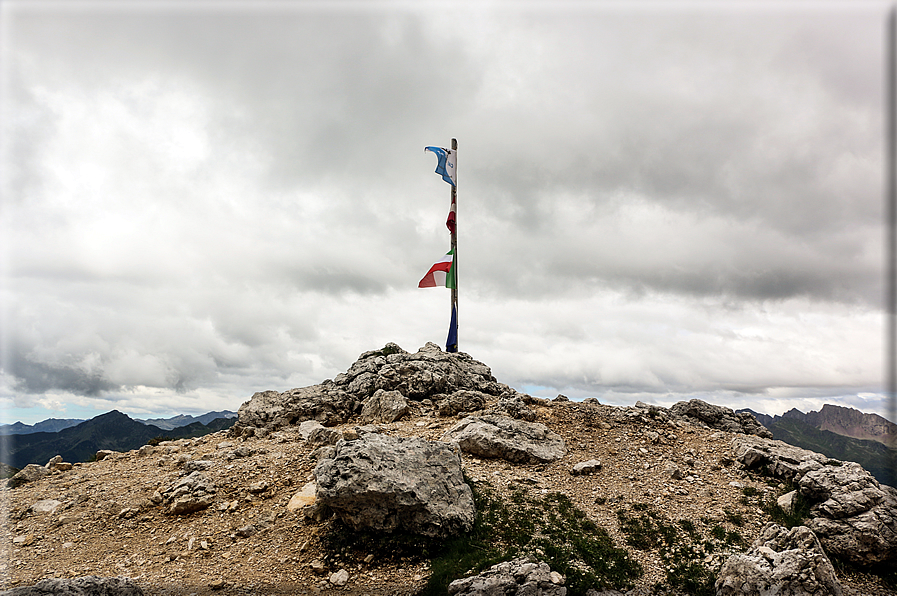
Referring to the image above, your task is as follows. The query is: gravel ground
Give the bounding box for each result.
[1,398,894,595]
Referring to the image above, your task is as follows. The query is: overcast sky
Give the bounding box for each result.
[0,1,892,425]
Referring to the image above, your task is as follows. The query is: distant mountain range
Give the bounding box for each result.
[0,410,236,435]
[0,410,236,471]
[739,405,896,487]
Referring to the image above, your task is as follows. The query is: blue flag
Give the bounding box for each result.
[446,304,458,353]
[425,146,457,186]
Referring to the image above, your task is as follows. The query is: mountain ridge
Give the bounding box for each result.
[0,410,236,470]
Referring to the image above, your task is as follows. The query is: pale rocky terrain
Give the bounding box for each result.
[2,344,895,596]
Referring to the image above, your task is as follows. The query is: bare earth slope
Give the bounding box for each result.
[3,396,894,596]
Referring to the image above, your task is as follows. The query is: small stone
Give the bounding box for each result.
[248,481,269,494]
[549,570,564,584]
[310,559,327,574]
[31,499,63,514]
[287,482,317,512]
[329,569,349,586]
[209,579,226,590]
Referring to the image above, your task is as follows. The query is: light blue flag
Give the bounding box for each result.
[424,146,457,186]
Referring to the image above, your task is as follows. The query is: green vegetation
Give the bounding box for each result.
[374,344,403,357]
[616,503,753,596]
[321,480,642,596]
[757,484,812,529]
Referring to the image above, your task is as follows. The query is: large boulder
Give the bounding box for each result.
[448,557,566,596]
[716,523,842,596]
[732,435,897,566]
[671,399,772,438]
[441,415,567,464]
[6,464,49,489]
[798,463,897,565]
[0,576,145,596]
[314,433,474,538]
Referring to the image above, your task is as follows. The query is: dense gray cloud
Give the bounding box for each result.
[0,2,890,423]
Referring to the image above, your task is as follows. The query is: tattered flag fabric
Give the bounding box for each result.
[446,197,456,233]
[446,304,458,353]
[424,146,457,186]
[418,249,456,288]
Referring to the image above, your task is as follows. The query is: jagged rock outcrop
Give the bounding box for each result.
[716,523,842,596]
[233,343,509,433]
[798,463,897,565]
[234,385,360,432]
[314,432,475,538]
[0,576,145,596]
[442,415,567,464]
[671,399,772,438]
[732,435,897,566]
[448,557,566,596]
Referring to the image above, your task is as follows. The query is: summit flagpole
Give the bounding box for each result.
[449,138,458,352]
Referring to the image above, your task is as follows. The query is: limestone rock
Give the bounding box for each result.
[436,390,488,417]
[731,435,828,483]
[447,557,566,596]
[798,463,897,565]
[7,464,49,489]
[0,576,145,595]
[234,342,510,433]
[328,569,349,586]
[314,433,474,538]
[161,471,215,515]
[234,385,360,432]
[287,482,317,512]
[716,523,842,596]
[489,393,537,422]
[360,389,409,424]
[441,415,567,464]
[30,499,63,514]
[671,399,772,438]
[571,460,602,476]
[732,435,897,566]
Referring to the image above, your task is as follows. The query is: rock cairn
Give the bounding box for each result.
[233,342,511,434]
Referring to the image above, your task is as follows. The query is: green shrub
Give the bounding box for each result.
[323,479,642,596]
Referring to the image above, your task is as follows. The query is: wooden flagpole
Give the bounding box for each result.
[450,138,458,351]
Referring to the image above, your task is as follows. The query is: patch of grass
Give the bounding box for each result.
[723,509,745,526]
[615,505,678,550]
[616,505,722,596]
[742,486,759,497]
[665,544,717,596]
[710,525,727,541]
[679,519,699,539]
[324,479,642,596]
[760,486,812,529]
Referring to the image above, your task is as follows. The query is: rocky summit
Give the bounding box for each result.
[2,343,895,596]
